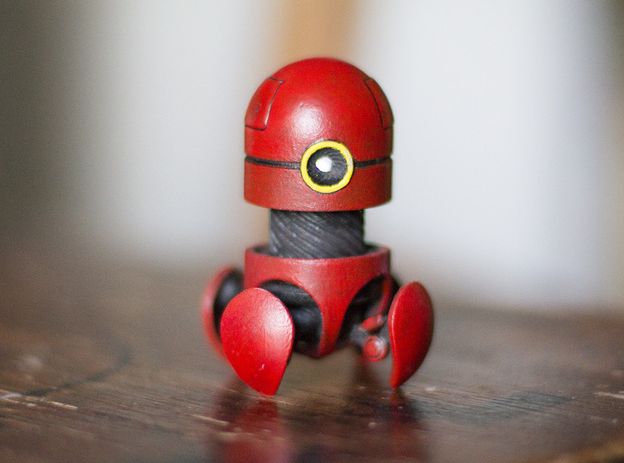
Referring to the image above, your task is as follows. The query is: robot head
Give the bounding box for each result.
[244,58,393,211]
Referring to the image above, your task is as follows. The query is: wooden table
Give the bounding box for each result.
[1,238,623,462]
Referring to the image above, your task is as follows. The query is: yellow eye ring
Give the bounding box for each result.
[300,140,354,193]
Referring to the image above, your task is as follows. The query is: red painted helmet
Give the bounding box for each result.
[244,58,393,211]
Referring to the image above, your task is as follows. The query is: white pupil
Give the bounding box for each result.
[315,156,333,173]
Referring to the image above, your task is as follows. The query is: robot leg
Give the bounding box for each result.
[351,281,434,389]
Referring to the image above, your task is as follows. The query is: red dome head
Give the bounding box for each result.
[244,58,393,211]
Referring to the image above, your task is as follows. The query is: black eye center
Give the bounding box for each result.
[306,148,347,186]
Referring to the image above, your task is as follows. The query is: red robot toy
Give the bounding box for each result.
[202,58,433,395]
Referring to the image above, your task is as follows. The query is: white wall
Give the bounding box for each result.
[20,1,621,312]
[351,1,620,311]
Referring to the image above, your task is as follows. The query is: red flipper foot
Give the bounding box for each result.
[220,288,294,395]
[388,282,434,388]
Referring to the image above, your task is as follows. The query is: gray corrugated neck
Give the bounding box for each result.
[268,210,365,258]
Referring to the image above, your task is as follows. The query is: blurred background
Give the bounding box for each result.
[1,0,623,313]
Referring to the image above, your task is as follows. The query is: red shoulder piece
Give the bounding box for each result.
[388,282,434,388]
[220,288,294,395]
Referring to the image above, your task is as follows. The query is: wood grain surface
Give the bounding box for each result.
[1,238,623,463]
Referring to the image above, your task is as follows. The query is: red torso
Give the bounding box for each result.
[244,246,390,357]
